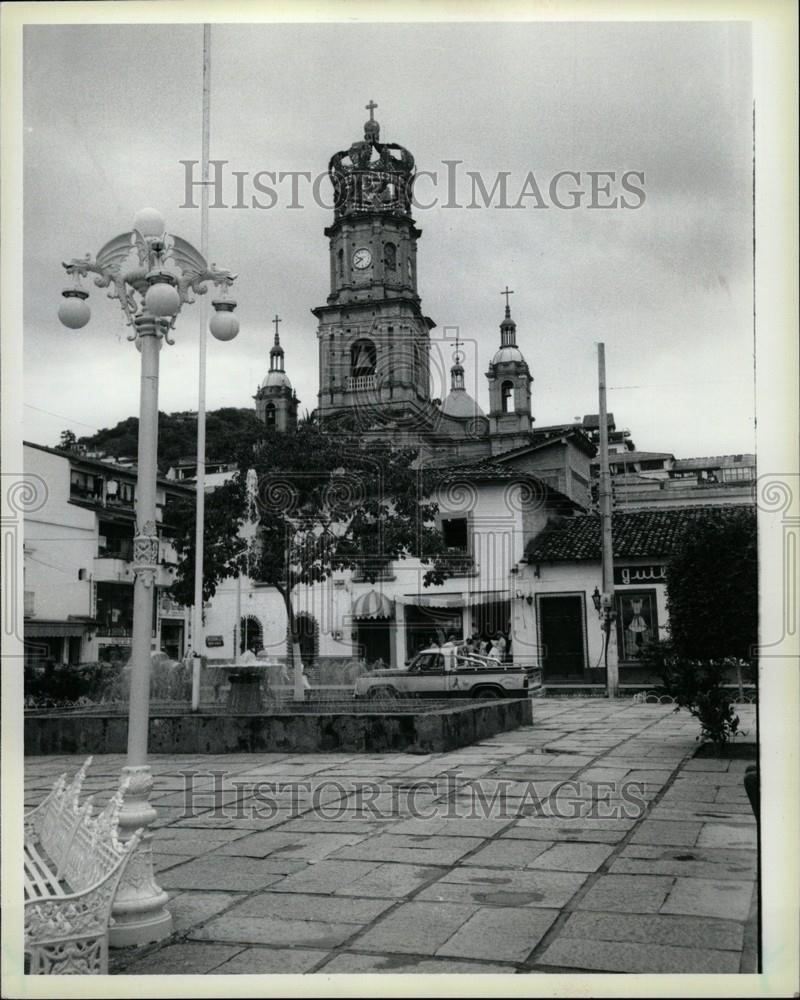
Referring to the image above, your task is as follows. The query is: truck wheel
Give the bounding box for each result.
[472,686,502,700]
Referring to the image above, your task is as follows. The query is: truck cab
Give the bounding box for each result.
[353,642,529,700]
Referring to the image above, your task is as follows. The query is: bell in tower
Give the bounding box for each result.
[486,287,534,448]
[313,103,436,432]
[254,314,299,432]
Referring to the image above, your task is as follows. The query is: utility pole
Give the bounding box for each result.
[597,343,619,697]
[191,24,212,710]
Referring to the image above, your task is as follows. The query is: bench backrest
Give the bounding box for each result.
[32,758,134,893]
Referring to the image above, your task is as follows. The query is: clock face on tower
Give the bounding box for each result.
[352,248,372,270]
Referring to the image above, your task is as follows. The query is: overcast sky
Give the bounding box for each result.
[23,20,754,458]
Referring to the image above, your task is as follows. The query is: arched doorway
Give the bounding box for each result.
[239,615,262,655]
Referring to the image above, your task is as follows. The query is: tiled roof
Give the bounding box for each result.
[436,462,581,510]
[525,504,754,562]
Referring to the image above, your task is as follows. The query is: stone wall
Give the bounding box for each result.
[25,698,532,756]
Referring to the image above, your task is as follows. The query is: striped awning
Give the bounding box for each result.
[352,590,394,620]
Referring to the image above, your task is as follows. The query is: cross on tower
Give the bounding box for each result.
[273,314,282,340]
[453,331,463,364]
[501,286,514,312]
[365,100,378,122]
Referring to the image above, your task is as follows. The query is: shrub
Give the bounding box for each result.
[641,641,742,748]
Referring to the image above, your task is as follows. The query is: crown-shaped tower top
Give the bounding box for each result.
[328,102,416,220]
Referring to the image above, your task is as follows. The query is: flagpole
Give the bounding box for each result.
[191,23,211,710]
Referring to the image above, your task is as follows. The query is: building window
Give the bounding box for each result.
[265,402,276,427]
[337,248,344,278]
[441,517,469,552]
[350,338,376,377]
[501,381,514,413]
[615,589,658,663]
[723,466,755,482]
[96,583,134,637]
[383,242,397,270]
[97,521,134,561]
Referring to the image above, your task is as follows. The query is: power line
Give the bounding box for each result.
[24,404,99,431]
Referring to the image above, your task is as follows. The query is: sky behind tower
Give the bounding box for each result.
[23,20,754,458]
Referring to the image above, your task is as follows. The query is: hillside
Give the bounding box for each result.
[70,408,263,473]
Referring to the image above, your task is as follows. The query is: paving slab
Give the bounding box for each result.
[431,866,589,908]
[349,901,477,955]
[527,842,615,872]
[535,937,741,973]
[630,820,702,846]
[560,910,745,951]
[158,856,305,890]
[610,844,757,880]
[436,906,559,962]
[190,914,360,949]
[224,892,394,923]
[211,947,328,974]
[696,822,758,849]
[116,942,243,975]
[576,874,675,913]
[319,953,517,974]
[164,890,241,934]
[661,876,756,921]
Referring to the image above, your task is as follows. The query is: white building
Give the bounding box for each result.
[201,462,582,672]
[23,442,193,667]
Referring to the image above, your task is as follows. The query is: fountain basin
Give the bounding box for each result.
[24,698,533,755]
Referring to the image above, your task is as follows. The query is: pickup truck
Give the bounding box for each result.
[353,643,530,700]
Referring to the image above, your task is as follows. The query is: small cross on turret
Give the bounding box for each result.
[501,286,514,316]
[365,99,378,122]
[272,314,282,342]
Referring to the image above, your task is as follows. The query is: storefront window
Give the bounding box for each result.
[615,590,658,662]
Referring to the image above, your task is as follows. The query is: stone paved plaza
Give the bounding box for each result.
[24,699,759,975]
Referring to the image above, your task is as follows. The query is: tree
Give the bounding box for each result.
[642,506,758,748]
[168,425,453,699]
[665,506,757,662]
[59,429,83,453]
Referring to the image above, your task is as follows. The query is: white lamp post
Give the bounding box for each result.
[59,209,239,946]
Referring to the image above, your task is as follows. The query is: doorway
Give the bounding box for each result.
[537,594,587,680]
[160,621,184,661]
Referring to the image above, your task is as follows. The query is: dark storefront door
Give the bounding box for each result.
[160,621,184,661]
[538,595,586,679]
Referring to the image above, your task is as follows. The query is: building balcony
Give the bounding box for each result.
[440,552,478,576]
[346,374,377,392]
[93,557,134,583]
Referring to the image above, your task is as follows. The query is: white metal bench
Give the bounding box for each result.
[24,757,141,975]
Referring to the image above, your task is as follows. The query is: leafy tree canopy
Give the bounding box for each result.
[167,424,454,609]
[665,506,757,662]
[72,408,263,474]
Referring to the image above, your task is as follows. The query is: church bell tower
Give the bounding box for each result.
[486,288,533,447]
[313,103,436,429]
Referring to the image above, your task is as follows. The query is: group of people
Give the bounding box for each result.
[447,630,512,663]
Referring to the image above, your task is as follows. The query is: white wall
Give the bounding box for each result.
[24,446,96,622]
[518,558,670,672]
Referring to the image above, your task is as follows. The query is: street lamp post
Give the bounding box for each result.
[59,208,239,946]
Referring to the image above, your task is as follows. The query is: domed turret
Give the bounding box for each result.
[486,288,533,442]
[254,314,299,431]
[441,337,485,421]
